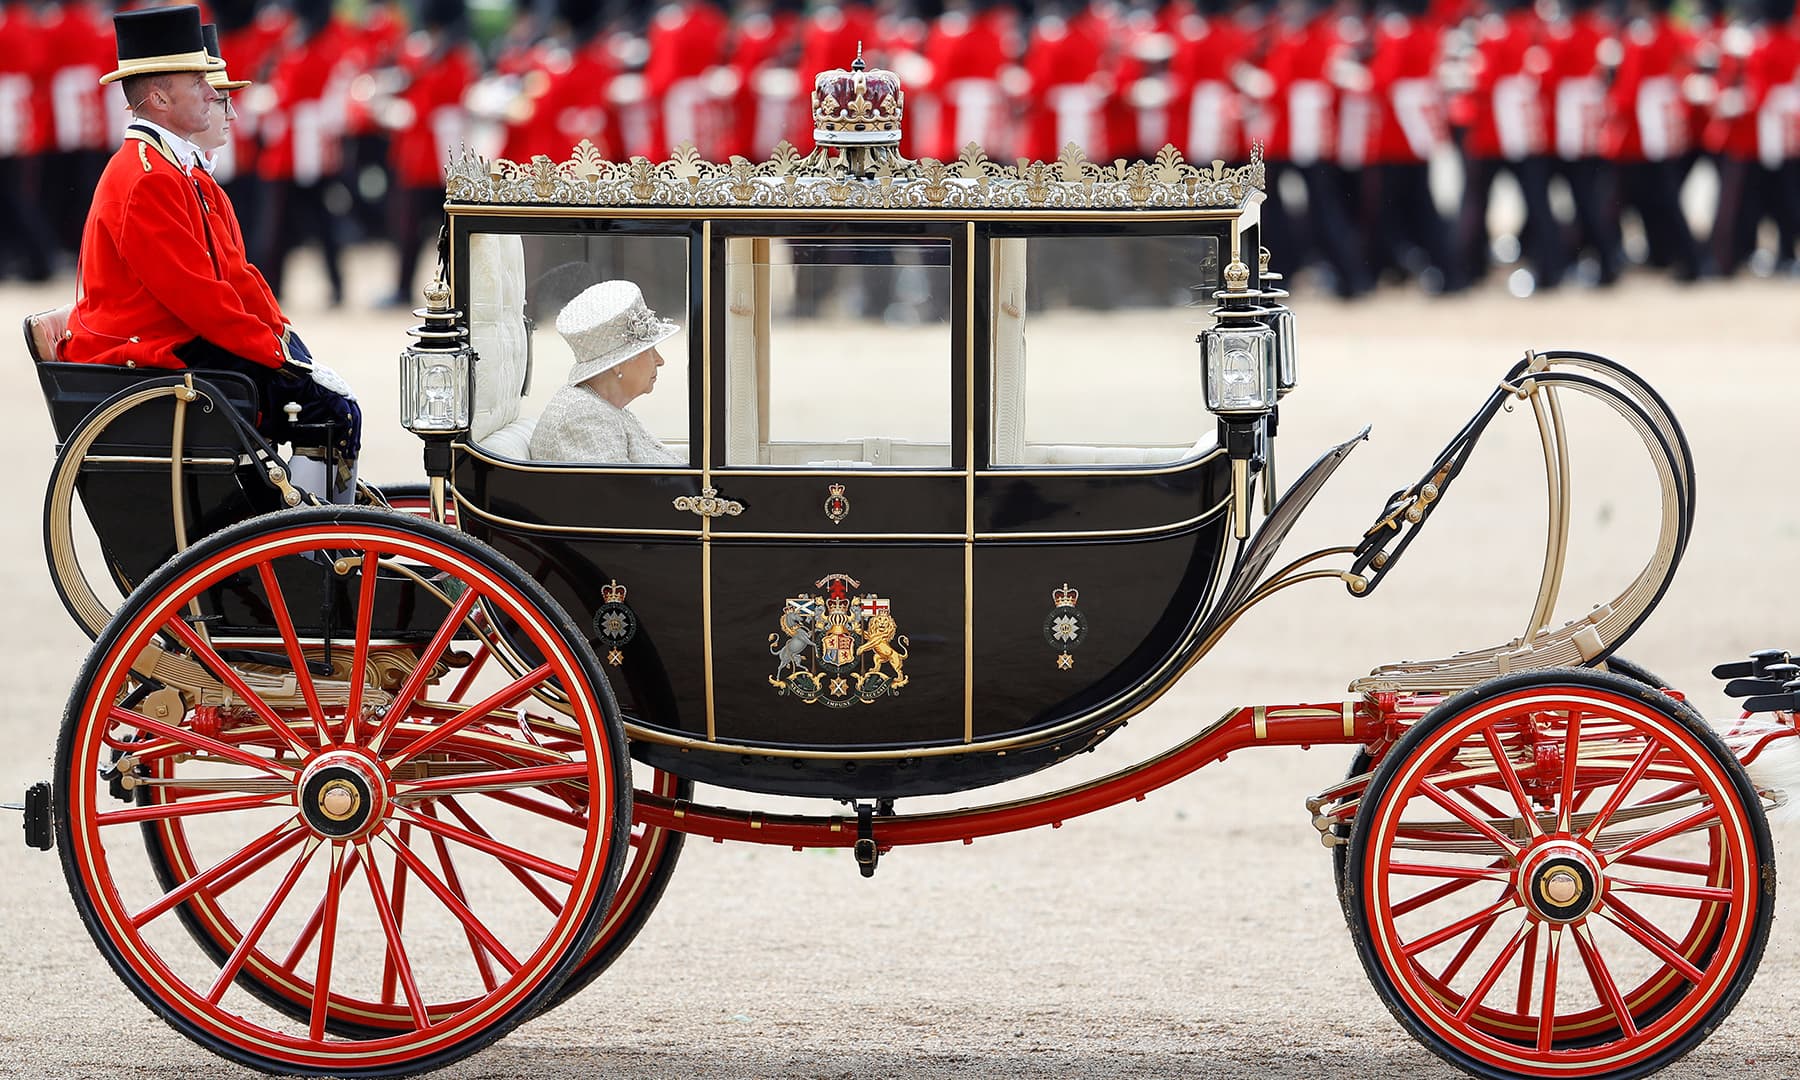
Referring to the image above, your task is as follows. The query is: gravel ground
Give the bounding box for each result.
[0,251,1797,1079]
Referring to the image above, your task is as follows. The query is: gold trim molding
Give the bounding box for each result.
[446,140,1265,212]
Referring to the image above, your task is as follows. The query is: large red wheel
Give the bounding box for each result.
[1345,669,1773,1079]
[55,507,633,1076]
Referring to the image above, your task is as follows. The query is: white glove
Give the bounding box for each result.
[310,362,356,401]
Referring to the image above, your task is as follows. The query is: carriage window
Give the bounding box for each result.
[466,231,690,464]
[990,234,1220,467]
[724,237,952,468]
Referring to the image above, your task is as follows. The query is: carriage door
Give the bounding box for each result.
[700,224,971,750]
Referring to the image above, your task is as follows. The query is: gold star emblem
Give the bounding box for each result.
[830,677,850,697]
[1057,652,1074,671]
[607,648,623,666]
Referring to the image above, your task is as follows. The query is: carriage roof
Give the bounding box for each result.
[442,140,1266,221]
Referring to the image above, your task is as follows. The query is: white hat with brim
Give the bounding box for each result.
[100,6,227,85]
[558,280,681,386]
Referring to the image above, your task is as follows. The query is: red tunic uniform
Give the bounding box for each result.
[643,1,730,157]
[1167,12,1252,165]
[0,3,40,158]
[1367,12,1447,166]
[919,8,1009,161]
[391,33,478,188]
[1020,14,1106,162]
[258,20,350,185]
[1606,14,1691,162]
[38,1,115,154]
[511,38,622,162]
[67,135,285,370]
[1543,8,1610,160]
[1464,10,1549,161]
[215,10,290,181]
[727,9,802,159]
[1260,13,1343,165]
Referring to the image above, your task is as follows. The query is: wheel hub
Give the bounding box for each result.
[298,750,388,840]
[1517,839,1604,923]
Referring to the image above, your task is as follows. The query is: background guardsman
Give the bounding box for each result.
[723,0,802,160]
[64,4,362,499]
[255,0,347,306]
[1364,0,1459,292]
[506,0,625,163]
[1544,0,1623,284]
[920,0,1010,161]
[1607,0,1706,279]
[0,0,53,282]
[1260,0,1372,298]
[643,0,730,157]
[1166,0,1254,172]
[1455,0,1562,292]
[1706,0,1800,275]
[386,0,477,306]
[1020,0,1107,163]
[38,0,117,262]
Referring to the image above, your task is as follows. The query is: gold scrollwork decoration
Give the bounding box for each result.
[446,139,1264,211]
[673,486,744,519]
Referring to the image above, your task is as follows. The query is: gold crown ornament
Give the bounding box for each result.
[600,580,628,605]
[812,45,903,148]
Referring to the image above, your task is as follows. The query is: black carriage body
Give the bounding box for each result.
[442,198,1261,798]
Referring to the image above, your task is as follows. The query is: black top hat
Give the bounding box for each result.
[101,5,225,86]
[201,23,252,90]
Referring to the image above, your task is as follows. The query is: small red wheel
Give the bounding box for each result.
[56,507,632,1076]
[1345,669,1773,1079]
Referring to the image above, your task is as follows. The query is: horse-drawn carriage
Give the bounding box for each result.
[17,56,1796,1079]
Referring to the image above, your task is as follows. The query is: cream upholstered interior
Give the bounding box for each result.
[469,233,529,445]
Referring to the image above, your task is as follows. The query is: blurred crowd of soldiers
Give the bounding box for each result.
[1,0,1797,302]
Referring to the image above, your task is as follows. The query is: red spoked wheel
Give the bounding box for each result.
[1345,669,1773,1079]
[136,757,689,1032]
[55,507,632,1076]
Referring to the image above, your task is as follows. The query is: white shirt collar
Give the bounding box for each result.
[130,117,205,173]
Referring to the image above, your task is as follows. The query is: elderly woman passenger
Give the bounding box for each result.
[529,281,684,464]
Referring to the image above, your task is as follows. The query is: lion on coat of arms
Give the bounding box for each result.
[855,611,909,689]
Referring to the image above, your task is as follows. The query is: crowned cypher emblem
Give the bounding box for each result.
[1043,583,1087,670]
[769,573,909,707]
[824,482,850,524]
[593,580,639,666]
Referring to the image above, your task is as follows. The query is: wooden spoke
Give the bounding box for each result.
[386,664,554,767]
[359,841,431,1030]
[256,562,328,751]
[204,838,321,1004]
[162,618,314,759]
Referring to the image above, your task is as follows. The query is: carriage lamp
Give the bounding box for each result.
[1198,257,1277,538]
[1200,260,1278,416]
[399,279,473,435]
[1258,247,1299,396]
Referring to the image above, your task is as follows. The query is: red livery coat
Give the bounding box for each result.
[920,10,1008,160]
[67,136,285,370]
[194,165,284,335]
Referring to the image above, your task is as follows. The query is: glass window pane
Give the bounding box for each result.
[990,234,1221,466]
[466,231,690,463]
[724,237,952,468]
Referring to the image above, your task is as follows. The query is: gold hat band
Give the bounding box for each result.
[100,50,226,86]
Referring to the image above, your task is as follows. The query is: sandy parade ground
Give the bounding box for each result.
[0,242,1796,1080]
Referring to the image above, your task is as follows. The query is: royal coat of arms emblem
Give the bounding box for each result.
[768,572,909,707]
